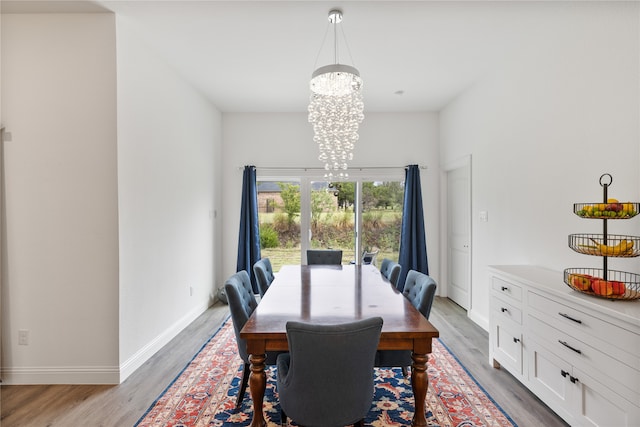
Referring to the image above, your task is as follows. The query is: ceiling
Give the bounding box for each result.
[2,0,558,113]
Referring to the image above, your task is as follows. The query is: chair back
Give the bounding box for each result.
[374,270,436,370]
[277,317,383,427]
[253,258,274,297]
[306,249,343,265]
[224,270,258,362]
[403,270,437,319]
[361,249,379,266]
[380,258,402,289]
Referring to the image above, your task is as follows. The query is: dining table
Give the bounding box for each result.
[240,264,440,427]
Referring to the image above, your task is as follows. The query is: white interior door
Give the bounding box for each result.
[447,163,471,310]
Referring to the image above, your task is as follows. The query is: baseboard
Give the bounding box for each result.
[468,308,489,332]
[0,302,211,385]
[1,366,120,385]
[119,301,211,382]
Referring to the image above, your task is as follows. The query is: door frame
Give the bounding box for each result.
[439,155,472,310]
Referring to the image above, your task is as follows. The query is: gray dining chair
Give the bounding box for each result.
[224,270,281,409]
[375,270,437,376]
[380,258,402,289]
[306,249,343,265]
[277,317,383,427]
[253,257,274,298]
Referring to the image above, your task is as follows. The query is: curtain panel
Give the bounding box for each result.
[397,164,429,290]
[236,165,261,293]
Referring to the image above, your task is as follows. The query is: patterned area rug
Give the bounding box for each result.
[136,318,517,427]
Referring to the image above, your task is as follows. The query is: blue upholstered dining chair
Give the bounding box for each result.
[380,258,402,289]
[277,317,384,427]
[224,270,281,409]
[253,257,274,298]
[306,249,343,265]
[375,270,437,376]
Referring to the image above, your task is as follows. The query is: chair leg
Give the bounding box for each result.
[355,420,365,427]
[401,366,408,377]
[280,408,287,426]
[235,363,251,409]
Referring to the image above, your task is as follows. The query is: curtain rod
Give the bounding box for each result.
[237,166,427,171]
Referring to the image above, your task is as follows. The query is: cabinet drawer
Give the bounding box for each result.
[491,295,522,325]
[528,313,640,404]
[528,290,640,362]
[492,277,522,302]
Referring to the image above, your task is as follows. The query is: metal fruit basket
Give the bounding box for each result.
[568,234,640,257]
[564,268,640,300]
[574,201,639,219]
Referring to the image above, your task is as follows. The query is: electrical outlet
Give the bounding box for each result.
[190,286,193,297]
[18,329,29,345]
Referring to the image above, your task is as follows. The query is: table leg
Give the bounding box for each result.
[248,353,267,427]
[411,352,429,427]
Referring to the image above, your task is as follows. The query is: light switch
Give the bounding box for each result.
[479,211,488,222]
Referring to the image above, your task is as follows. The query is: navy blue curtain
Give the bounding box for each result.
[236,165,261,293]
[397,165,428,291]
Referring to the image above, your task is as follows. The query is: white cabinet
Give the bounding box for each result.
[489,265,640,427]
[490,277,524,379]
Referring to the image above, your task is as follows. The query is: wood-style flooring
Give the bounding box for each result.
[1,297,568,427]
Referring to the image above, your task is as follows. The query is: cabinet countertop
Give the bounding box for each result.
[489,265,640,329]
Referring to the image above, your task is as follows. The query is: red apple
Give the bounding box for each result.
[571,274,592,291]
[591,279,613,296]
[610,280,626,295]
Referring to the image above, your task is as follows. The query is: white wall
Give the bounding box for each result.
[116,17,222,380]
[440,1,640,330]
[221,112,440,287]
[1,14,119,383]
[0,12,222,384]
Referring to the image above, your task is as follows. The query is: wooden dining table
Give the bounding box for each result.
[240,264,440,427]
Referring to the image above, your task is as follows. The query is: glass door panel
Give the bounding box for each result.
[360,181,404,268]
[257,180,301,271]
[308,180,355,265]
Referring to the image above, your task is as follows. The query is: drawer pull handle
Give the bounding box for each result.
[513,337,520,343]
[501,286,508,291]
[501,307,508,313]
[558,340,582,354]
[558,312,582,324]
[561,370,569,378]
[570,375,579,384]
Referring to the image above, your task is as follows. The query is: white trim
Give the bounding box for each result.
[1,366,120,385]
[442,155,471,172]
[119,301,211,382]
[253,166,410,181]
[439,155,473,314]
[468,308,489,332]
[1,301,212,384]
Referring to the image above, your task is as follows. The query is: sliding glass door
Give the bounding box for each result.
[257,173,403,270]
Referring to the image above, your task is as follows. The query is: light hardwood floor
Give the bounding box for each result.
[1,297,568,427]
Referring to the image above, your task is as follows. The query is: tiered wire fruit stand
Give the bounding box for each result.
[564,173,640,300]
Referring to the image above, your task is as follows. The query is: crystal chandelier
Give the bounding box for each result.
[308,9,364,180]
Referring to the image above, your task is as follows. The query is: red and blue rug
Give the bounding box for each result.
[136,318,517,427]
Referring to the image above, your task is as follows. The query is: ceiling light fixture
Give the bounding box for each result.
[308,9,364,180]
